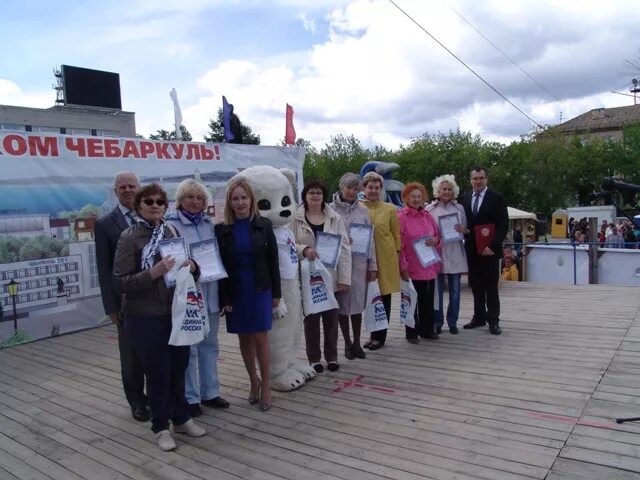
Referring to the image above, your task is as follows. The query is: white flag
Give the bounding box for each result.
[170,88,183,140]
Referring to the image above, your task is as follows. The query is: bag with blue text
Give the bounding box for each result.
[399,280,417,329]
[363,280,389,332]
[300,259,339,316]
[169,266,210,346]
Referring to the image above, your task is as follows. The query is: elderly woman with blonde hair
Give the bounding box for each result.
[426,174,468,335]
[360,171,400,350]
[166,179,229,418]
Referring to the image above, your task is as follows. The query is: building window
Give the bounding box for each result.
[71,128,91,136]
[0,123,26,131]
[33,126,62,134]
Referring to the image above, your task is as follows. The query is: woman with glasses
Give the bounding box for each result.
[291,179,351,373]
[113,183,205,451]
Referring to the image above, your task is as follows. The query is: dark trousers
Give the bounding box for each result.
[468,255,501,324]
[370,294,392,345]
[405,279,435,339]
[117,320,147,408]
[126,314,190,433]
[304,308,339,363]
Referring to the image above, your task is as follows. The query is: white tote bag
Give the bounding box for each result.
[363,280,389,333]
[399,280,418,329]
[169,266,210,346]
[300,259,339,316]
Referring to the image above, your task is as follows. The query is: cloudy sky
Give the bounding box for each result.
[2,0,640,148]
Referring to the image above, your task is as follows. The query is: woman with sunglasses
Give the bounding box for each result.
[113,183,206,451]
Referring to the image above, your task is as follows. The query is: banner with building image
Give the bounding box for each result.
[0,132,304,347]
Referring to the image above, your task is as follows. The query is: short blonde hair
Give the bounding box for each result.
[432,174,460,200]
[363,171,384,187]
[223,178,259,224]
[175,179,209,211]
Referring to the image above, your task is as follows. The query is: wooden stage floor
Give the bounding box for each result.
[2,282,640,480]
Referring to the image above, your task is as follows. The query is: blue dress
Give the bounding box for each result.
[226,218,273,333]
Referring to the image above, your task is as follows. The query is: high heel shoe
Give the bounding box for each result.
[260,385,272,412]
[248,379,261,405]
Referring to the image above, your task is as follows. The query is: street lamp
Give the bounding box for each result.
[6,279,18,333]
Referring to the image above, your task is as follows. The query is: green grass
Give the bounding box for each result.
[0,329,34,348]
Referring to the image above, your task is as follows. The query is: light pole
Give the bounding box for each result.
[6,279,18,333]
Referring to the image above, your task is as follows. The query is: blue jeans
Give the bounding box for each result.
[185,312,220,404]
[435,273,461,329]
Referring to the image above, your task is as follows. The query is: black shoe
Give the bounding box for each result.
[406,337,420,344]
[202,396,230,409]
[353,344,366,359]
[363,340,373,349]
[344,344,356,360]
[449,326,459,334]
[131,404,151,422]
[421,332,439,340]
[436,326,442,334]
[489,324,502,335]
[463,319,486,329]
[368,341,383,351]
[327,362,340,372]
[312,363,324,373]
[188,403,202,418]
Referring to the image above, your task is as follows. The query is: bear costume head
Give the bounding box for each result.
[234,165,298,227]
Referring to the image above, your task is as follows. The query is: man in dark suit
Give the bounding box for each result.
[461,166,509,335]
[95,171,150,421]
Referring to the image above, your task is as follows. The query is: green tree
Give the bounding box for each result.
[149,126,193,141]
[204,108,260,144]
[18,235,69,261]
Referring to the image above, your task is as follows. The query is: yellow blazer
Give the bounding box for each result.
[361,200,401,295]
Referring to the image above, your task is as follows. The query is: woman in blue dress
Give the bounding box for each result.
[215,178,281,411]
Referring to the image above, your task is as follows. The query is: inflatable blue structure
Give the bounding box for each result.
[359,161,404,207]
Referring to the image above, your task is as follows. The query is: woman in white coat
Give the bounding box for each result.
[329,173,377,360]
[427,174,468,334]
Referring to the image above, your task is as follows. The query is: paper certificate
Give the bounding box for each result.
[189,239,228,283]
[158,237,188,287]
[438,213,464,244]
[412,235,441,268]
[315,232,342,268]
[349,223,373,257]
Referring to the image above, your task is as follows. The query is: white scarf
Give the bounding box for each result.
[139,218,165,271]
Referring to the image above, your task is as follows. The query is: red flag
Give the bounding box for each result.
[285,103,296,145]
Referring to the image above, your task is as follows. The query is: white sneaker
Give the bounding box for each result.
[155,430,177,451]
[173,419,206,437]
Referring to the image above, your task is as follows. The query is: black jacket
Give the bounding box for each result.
[215,216,281,308]
[461,188,509,258]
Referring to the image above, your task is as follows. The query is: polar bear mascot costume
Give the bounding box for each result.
[234,165,316,391]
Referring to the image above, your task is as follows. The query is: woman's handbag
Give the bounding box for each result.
[169,266,210,346]
[300,259,339,316]
[399,280,418,329]
[363,280,389,333]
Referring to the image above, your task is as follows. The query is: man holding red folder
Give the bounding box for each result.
[461,166,509,335]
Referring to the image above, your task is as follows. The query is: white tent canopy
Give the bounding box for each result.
[508,206,537,220]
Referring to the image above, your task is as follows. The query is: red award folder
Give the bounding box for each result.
[474,223,495,255]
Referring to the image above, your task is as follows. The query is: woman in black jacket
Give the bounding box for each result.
[215,178,281,411]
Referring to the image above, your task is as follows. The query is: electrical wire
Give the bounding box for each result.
[386,0,544,129]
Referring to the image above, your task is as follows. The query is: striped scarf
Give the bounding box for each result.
[139,218,166,271]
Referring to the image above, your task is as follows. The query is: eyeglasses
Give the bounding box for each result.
[142,198,166,206]
[307,191,323,196]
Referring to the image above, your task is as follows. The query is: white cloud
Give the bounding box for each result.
[0,80,53,108]
[298,12,317,34]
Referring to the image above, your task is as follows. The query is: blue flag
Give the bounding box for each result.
[222,96,234,142]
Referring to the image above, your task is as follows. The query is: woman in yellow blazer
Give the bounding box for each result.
[360,172,401,350]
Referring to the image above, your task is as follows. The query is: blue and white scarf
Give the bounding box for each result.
[139,218,166,271]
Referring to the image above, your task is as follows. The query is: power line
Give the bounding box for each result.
[449,5,562,103]
[385,0,544,129]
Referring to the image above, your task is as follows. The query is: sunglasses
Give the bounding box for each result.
[142,198,166,207]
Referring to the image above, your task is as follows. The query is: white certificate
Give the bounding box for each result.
[158,237,188,287]
[189,239,228,283]
[315,232,342,268]
[349,223,372,257]
[439,212,464,244]
[412,235,441,268]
